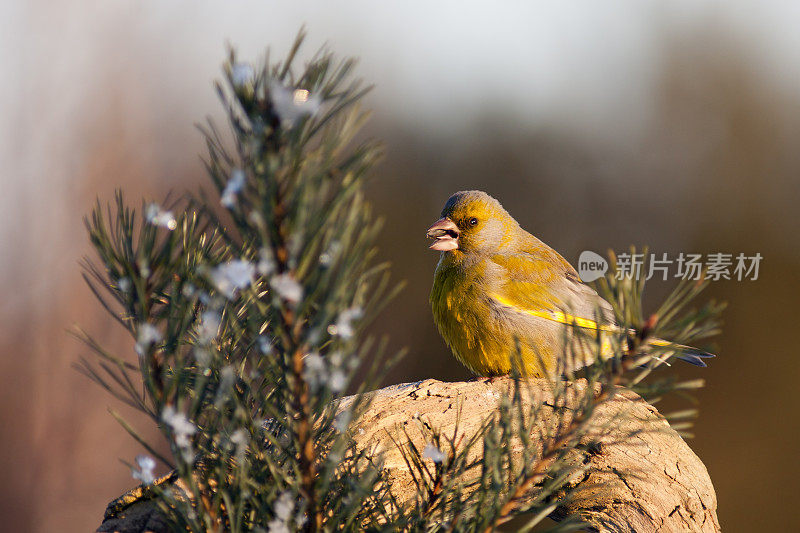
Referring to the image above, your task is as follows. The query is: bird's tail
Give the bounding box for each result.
[650,338,716,367]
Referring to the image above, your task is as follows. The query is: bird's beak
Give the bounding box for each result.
[426,218,460,251]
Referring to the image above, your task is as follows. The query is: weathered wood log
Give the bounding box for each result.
[98,378,719,532]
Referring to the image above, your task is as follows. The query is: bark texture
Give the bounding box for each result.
[98,378,719,532]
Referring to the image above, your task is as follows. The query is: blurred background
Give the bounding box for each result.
[2,1,798,531]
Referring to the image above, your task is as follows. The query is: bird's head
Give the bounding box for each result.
[426,190,517,255]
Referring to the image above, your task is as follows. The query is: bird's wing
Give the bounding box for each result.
[488,252,713,367]
[489,251,615,329]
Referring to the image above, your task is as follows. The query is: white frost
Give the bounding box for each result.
[145,203,177,231]
[329,370,347,393]
[230,428,249,462]
[422,443,446,463]
[162,405,196,461]
[117,277,131,293]
[197,310,221,344]
[303,352,326,389]
[231,63,254,87]
[211,260,255,299]
[268,491,295,533]
[221,168,246,208]
[329,307,363,340]
[270,81,321,126]
[257,335,274,355]
[334,410,352,433]
[135,323,161,356]
[274,490,295,521]
[131,454,156,485]
[270,273,303,304]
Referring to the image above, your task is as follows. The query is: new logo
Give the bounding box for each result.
[578,251,608,282]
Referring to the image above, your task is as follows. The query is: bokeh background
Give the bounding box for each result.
[2,2,798,531]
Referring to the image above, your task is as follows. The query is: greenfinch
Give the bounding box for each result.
[427,190,712,377]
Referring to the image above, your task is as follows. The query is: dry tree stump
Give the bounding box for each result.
[98,378,719,532]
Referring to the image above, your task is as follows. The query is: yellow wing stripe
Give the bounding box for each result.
[491,293,686,351]
[649,338,673,348]
[490,293,617,332]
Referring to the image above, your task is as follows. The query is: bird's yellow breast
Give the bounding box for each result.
[430,257,552,377]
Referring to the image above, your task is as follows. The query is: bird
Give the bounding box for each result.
[426,190,713,377]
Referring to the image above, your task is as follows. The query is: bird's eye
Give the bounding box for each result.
[468,217,478,227]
